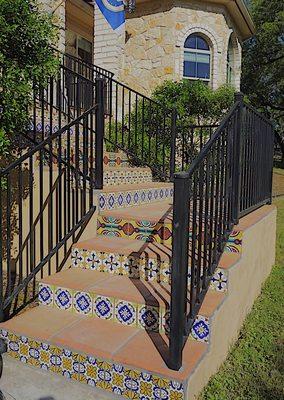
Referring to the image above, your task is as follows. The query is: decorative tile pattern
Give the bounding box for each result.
[54,288,72,311]
[74,292,92,316]
[98,217,173,245]
[225,230,243,254]
[115,301,136,326]
[0,330,185,400]
[98,186,174,211]
[103,152,129,168]
[38,284,53,307]
[38,280,213,342]
[71,247,172,284]
[103,168,152,186]
[191,316,210,343]
[138,305,160,332]
[210,268,228,292]
[93,296,114,320]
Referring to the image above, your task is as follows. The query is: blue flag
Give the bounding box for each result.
[95,0,125,31]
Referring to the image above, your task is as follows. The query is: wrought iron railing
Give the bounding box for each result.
[103,78,176,181]
[0,78,106,320]
[168,93,274,370]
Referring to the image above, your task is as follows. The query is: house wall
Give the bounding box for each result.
[121,0,242,94]
[38,0,66,52]
[93,0,242,95]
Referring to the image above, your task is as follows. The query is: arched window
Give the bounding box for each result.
[227,35,235,85]
[183,34,211,82]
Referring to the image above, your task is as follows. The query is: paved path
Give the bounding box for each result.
[0,354,122,400]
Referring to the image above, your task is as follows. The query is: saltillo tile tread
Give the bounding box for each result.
[0,307,207,399]
[38,268,225,340]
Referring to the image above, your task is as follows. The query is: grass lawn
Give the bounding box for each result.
[198,197,284,400]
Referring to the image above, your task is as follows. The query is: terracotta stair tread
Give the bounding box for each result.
[0,306,207,381]
[101,182,173,193]
[40,268,226,317]
[74,235,172,261]
[100,200,173,222]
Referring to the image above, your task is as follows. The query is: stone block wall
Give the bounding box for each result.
[38,0,66,52]
[120,0,242,95]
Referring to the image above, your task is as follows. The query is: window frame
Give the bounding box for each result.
[183,34,212,83]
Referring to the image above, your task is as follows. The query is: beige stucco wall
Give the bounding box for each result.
[120,0,242,95]
[185,205,277,400]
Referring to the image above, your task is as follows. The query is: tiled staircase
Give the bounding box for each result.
[0,150,245,400]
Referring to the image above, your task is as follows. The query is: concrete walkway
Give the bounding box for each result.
[0,355,122,400]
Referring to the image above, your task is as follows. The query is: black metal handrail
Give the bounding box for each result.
[169,93,274,370]
[0,79,106,320]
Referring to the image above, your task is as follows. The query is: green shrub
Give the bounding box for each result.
[106,80,235,175]
[0,0,59,157]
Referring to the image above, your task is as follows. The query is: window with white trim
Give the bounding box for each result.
[183,34,211,82]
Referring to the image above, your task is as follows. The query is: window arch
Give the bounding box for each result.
[183,34,211,82]
[227,35,235,85]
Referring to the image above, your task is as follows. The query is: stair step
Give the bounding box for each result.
[71,235,240,292]
[98,183,174,211]
[1,307,206,399]
[98,201,243,253]
[103,167,152,186]
[38,268,225,340]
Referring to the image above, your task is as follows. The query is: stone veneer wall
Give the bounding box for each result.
[38,0,66,52]
[119,0,242,94]
[38,1,243,95]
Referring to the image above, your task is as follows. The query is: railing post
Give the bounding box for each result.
[170,109,178,181]
[169,172,190,371]
[95,78,105,190]
[232,92,243,224]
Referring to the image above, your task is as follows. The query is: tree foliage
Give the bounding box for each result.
[0,0,59,157]
[242,0,284,164]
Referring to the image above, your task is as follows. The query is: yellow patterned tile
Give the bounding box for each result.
[124,390,140,399]
[140,381,153,397]
[97,381,112,391]
[19,343,29,357]
[86,364,98,380]
[170,391,184,400]
[153,376,170,389]
[113,372,124,388]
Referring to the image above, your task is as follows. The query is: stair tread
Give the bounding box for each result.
[100,200,173,222]
[101,182,173,193]
[40,268,226,317]
[1,306,207,380]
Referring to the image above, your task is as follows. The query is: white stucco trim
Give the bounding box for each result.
[176,25,222,90]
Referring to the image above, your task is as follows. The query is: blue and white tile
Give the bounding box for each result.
[74,291,93,316]
[93,295,114,320]
[138,305,159,332]
[54,288,73,311]
[38,284,53,307]
[191,315,210,343]
[115,300,136,327]
[210,268,228,292]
